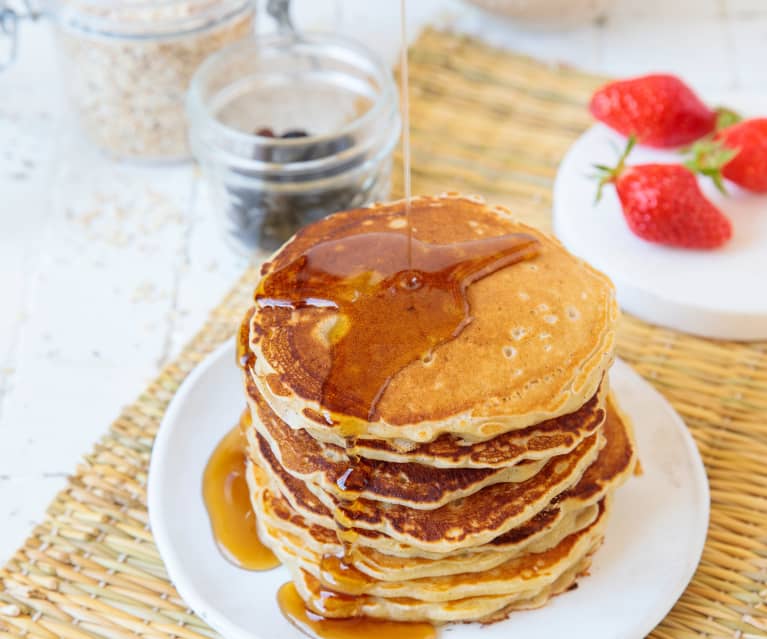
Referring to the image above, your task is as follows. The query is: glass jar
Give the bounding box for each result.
[187,32,400,253]
[48,0,255,162]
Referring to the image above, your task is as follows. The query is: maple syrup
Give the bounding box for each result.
[202,418,280,570]
[319,554,373,595]
[335,457,373,493]
[237,307,256,369]
[277,581,437,639]
[400,0,414,267]
[257,230,539,421]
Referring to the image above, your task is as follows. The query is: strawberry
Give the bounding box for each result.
[595,138,733,249]
[589,74,717,148]
[715,118,767,193]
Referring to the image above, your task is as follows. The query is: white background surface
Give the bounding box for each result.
[148,343,708,639]
[1,0,765,564]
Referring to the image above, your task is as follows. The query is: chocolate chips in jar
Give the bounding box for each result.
[187,33,401,254]
[224,128,366,251]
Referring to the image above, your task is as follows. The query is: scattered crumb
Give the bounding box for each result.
[131,281,158,304]
[66,187,186,252]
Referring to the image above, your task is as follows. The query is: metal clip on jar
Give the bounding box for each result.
[186,33,401,253]
[49,0,255,161]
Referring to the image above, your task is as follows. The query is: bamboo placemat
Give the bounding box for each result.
[3,27,767,639]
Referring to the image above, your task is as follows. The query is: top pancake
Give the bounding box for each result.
[246,194,617,444]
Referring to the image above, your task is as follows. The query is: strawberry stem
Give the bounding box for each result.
[684,139,738,195]
[714,107,742,131]
[593,135,636,203]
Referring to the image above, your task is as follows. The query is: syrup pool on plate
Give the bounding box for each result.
[202,417,280,571]
[277,581,437,639]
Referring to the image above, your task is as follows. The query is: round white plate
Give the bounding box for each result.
[149,339,709,639]
[553,94,767,340]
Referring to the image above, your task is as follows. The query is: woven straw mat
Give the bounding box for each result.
[2,27,766,639]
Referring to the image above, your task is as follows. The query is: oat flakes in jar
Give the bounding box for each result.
[49,0,255,162]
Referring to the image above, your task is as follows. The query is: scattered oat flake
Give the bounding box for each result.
[131,281,158,304]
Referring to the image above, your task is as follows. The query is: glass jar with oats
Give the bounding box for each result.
[48,0,255,162]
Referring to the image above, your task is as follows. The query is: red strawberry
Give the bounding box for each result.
[589,74,716,148]
[716,118,767,193]
[595,138,733,249]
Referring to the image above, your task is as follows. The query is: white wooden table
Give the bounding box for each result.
[1,0,765,564]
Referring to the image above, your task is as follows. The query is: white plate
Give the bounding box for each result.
[149,339,709,639]
[553,94,767,341]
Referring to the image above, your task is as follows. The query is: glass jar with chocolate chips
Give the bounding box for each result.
[187,32,400,253]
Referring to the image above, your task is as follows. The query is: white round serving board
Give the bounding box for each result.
[553,94,767,340]
[149,339,709,639]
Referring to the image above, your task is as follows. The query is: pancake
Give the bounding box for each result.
[250,426,602,553]
[243,369,608,470]
[344,383,607,467]
[245,194,618,446]
[349,504,600,582]
[250,457,609,623]
[293,552,596,623]
[556,392,636,505]
[246,384,558,510]
[246,392,635,557]
[262,500,608,604]
[249,462,601,582]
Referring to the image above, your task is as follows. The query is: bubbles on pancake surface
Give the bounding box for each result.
[566,305,581,321]
[510,327,527,341]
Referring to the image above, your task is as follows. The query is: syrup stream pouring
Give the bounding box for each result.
[400,0,414,270]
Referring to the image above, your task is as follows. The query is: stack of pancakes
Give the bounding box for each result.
[239,195,637,624]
